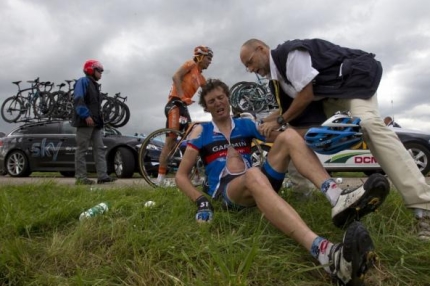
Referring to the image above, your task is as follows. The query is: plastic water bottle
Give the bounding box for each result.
[79,202,109,221]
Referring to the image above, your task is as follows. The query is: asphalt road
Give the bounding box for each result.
[1,174,429,189]
[0,174,150,188]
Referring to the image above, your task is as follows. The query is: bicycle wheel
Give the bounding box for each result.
[230,81,267,113]
[50,90,69,119]
[1,96,23,123]
[139,128,184,187]
[33,92,55,119]
[102,97,119,125]
[110,100,130,128]
[139,128,205,188]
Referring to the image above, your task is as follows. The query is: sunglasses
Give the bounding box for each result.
[95,68,104,73]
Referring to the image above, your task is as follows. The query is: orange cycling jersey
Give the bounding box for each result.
[168,60,206,103]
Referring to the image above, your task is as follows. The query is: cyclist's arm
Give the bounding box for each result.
[175,125,205,202]
[172,62,194,100]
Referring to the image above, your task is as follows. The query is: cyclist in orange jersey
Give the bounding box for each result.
[157,46,213,185]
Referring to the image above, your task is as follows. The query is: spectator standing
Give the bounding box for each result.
[72,59,116,185]
[384,116,401,127]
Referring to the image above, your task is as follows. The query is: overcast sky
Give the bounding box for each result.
[1,0,430,136]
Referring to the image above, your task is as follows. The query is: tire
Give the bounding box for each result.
[404,142,430,175]
[229,81,267,113]
[1,97,23,123]
[102,97,119,125]
[138,128,185,187]
[51,91,72,119]
[111,102,130,128]
[6,150,31,177]
[114,147,135,178]
[33,92,55,119]
[60,171,75,177]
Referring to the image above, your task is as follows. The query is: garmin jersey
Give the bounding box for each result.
[187,117,265,197]
[168,60,206,101]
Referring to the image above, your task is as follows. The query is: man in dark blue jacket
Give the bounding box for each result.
[72,59,116,185]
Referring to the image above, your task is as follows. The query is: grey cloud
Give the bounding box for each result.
[1,0,430,135]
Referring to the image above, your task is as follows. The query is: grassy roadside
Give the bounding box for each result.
[0,181,429,285]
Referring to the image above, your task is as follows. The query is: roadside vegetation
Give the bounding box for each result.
[1,179,429,285]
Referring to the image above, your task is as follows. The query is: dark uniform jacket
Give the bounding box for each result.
[71,76,104,128]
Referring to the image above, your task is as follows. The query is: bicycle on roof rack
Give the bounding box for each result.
[50,79,76,120]
[102,92,130,128]
[1,77,55,123]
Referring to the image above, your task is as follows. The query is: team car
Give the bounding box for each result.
[252,126,430,176]
[0,120,144,178]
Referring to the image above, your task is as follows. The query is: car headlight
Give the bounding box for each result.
[145,143,162,151]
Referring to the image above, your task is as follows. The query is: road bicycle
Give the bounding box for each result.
[138,102,264,188]
[50,79,76,120]
[138,120,205,188]
[229,80,278,115]
[1,77,54,123]
[103,92,130,128]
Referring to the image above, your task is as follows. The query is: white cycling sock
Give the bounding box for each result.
[321,179,342,206]
[310,236,334,273]
[157,174,165,183]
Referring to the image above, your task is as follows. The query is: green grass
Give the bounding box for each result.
[1,182,429,285]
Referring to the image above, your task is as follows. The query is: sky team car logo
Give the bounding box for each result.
[30,138,62,161]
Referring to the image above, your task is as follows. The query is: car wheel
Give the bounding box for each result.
[114,147,135,178]
[404,142,430,175]
[6,150,31,177]
[251,144,271,167]
[60,171,75,177]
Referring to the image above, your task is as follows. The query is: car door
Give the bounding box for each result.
[56,121,78,169]
[27,122,62,168]
[318,141,379,172]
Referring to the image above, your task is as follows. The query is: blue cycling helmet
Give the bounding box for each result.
[304,112,363,155]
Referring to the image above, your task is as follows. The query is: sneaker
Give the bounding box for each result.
[414,208,430,241]
[97,176,117,184]
[76,178,95,185]
[416,218,430,241]
[329,221,377,285]
[332,173,390,228]
[157,179,175,187]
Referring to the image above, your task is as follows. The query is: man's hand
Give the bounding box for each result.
[258,121,280,137]
[85,116,95,126]
[195,195,214,223]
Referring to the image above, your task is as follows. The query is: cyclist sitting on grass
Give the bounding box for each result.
[157,46,213,186]
[175,79,389,285]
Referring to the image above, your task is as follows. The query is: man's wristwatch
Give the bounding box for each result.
[277,115,286,126]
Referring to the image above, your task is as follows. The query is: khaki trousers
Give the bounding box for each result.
[323,95,430,210]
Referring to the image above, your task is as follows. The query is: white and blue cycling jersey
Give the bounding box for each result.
[187,117,265,197]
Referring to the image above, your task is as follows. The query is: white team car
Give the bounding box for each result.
[252,126,430,176]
